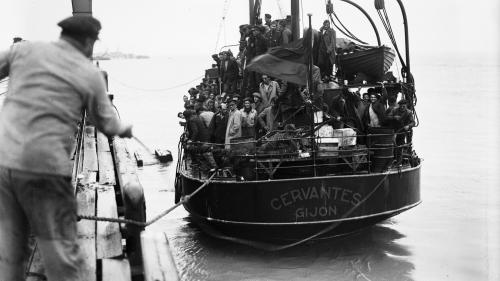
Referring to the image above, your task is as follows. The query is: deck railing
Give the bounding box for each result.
[180,129,414,180]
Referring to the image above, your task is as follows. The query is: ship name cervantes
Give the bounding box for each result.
[270,186,362,211]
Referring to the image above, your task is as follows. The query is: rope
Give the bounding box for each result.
[214,0,231,53]
[77,172,217,227]
[276,0,285,18]
[328,14,367,46]
[376,9,405,68]
[197,171,391,251]
[331,11,367,44]
[109,75,204,92]
[133,136,155,156]
[300,0,305,31]
[26,272,47,280]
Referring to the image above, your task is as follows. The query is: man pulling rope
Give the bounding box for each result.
[0,15,133,281]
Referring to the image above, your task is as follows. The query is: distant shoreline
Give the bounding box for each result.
[93,52,150,60]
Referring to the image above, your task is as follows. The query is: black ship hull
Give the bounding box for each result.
[178,165,421,241]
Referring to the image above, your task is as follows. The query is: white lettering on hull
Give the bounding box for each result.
[270,186,362,211]
[295,206,338,219]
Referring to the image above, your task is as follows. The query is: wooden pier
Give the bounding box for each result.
[25,116,179,281]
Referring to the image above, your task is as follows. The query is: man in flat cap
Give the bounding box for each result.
[0,15,133,280]
[264,13,272,28]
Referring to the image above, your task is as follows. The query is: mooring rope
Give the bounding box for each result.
[77,172,216,227]
[78,149,390,250]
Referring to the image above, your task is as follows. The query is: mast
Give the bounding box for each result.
[71,0,92,15]
[291,0,300,41]
[249,0,255,25]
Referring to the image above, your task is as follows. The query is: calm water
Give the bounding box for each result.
[2,53,495,280]
[97,54,500,281]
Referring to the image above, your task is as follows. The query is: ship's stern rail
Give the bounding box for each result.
[180,129,419,181]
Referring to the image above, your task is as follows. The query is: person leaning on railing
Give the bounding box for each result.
[257,97,280,135]
[0,15,133,281]
[386,99,415,162]
[183,110,218,171]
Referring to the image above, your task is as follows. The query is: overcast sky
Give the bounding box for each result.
[1,0,499,59]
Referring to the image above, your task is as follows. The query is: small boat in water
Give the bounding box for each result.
[176,0,421,244]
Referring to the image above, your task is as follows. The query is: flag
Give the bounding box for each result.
[246,38,321,86]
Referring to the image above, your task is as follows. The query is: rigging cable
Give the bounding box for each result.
[330,10,367,45]
[109,74,204,92]
[300,0,305,32]
[276,0,285,18]
[214,0,232,53]
[374,3,418,126]
[376,8,405,68]
[324,0,368,45]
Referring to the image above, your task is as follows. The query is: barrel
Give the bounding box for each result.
[367,127,394,146]
[367,127,394,172]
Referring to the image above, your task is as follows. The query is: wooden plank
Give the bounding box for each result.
[101,259,131,281]
[141,232,179,281]
[96,131,111,152]
[76,184,97,281]
[98,150,116,185]
[83,126,98,184]
[96,131,116,185]
[96,184,123,259]
[25,242,45,281]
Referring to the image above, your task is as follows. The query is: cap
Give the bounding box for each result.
[58,15,101,40]
[252,92,261,99]
[265,14,271,18]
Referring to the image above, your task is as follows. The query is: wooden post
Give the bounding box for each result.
[112,137,146,272]
[291,0,300,41]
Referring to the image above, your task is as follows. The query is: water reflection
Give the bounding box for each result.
[167,217,414,281]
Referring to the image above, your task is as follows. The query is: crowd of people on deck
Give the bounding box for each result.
[179,13,415,171]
